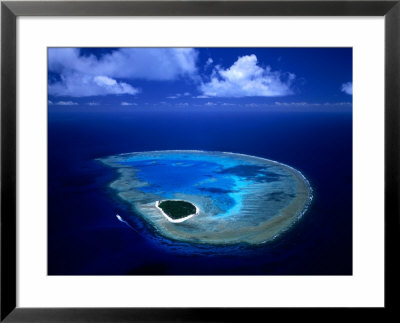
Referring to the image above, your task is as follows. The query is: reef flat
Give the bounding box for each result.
[98,150,312,245]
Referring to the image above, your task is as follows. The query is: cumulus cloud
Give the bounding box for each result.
[94,76,138,95]
[275,101,309,106]
[275,101,351,107]
[121,102,138,106]
[54,101,78,106]
[205,58,213,69]
[167,92,191,99]
[341,82,353,95]
[245,103,261,108]
[200,55,295,98]
[176,102,189,107]
[48,48,198,97]
[49,72,139,97]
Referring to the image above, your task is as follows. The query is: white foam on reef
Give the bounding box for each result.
[155,199,200,224]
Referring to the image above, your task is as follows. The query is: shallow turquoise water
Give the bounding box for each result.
[110,151,300,222]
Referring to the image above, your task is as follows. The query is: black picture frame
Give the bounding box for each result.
[1,1,399,321]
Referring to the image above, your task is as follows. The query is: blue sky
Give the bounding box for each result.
[48,47,352,111]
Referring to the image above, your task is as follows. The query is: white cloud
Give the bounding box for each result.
[48,48,198,97]
[275,101,309,106]
[205,102,217,106]
[48,100,53,105]
[200,55,295,98]
[87,102,100,106]
[275,101,352,107]
[205,58,213,69]
[49,73,139,97]
[121,102,138,106]
[49,48,198,81]
[176,102,189,107]
[245,103,261,108]
[341,82,353,95]
[167,92,191,99]
[93,76,139,95]
[323,102,352,106]
[54,101,78,106]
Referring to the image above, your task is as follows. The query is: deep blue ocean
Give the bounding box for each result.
[48,107,352,275]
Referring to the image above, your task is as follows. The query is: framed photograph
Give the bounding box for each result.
[1,0,399,321]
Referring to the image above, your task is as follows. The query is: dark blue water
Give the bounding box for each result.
[48,107,352,275]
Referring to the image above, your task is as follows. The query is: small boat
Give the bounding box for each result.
[116,214,139,234]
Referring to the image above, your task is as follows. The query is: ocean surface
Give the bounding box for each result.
[48,107,352,275]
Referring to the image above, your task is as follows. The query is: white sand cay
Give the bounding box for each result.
[155,200,200,223]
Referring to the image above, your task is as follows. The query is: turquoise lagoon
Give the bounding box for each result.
[99,150,312,245]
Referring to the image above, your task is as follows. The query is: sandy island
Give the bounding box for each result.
[155,199,200,223]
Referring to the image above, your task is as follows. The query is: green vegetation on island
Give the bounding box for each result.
[158,200,197,220]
